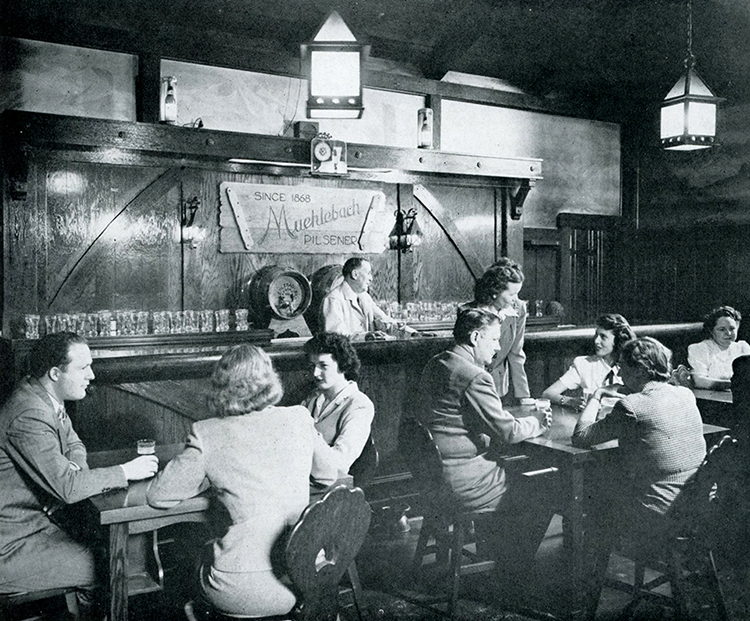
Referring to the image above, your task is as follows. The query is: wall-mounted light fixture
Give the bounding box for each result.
[389,208,423,253]
[660,0,723,151]
[181,196,206,248]
[301,11,368,119]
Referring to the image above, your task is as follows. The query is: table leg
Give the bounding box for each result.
[108,523,130,621]
[566,465,587,619]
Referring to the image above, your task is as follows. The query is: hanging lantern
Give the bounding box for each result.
[389,209,423,253]
[660,0,724,151]
[301,11,367,119]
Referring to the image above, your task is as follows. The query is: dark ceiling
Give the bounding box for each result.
[4,0,750,116]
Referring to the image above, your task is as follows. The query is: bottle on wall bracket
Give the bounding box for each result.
[161,76,177,125]
[418,107,433,149]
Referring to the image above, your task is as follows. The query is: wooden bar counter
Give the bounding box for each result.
[3,321,703,505]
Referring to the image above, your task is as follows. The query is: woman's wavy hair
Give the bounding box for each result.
[596,313,636,360]
[206,344,283,417]
[702,305,742,338]
[474,262,525,306]
[619,337,672,383]
[303,332,361,381]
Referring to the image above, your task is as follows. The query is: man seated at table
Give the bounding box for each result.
[0,332,159,618]
[321,257,416,339]
[417,308,553,578]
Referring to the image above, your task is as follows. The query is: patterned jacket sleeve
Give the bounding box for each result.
[6,407,127,504]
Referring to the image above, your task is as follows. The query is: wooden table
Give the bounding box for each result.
[692,388,733,404]
[88,444,352,621]
[692,387,734,429]
[506,404,729,617]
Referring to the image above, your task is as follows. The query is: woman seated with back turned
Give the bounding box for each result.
[542,313,635,409]
[688,305,750,391]
[147,344,315,618]
[302,332,374,486]
[572,337,706,599]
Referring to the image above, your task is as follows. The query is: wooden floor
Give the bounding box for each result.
[16,513,750,621]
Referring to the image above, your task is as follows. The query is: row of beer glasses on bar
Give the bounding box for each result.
[376,300,460,324]
[22,309,251,339]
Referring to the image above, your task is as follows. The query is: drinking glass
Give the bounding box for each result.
[235,309,249,331]
[170,311,184,334]
[97,311,113,337]
[24,314,40,339]
[183,310,197,333]
[199,309,214,333]
[136,311,150,335]
[81,313,99,338]
[136,439,156,455]
[152,311,170,335]
[215,309,230,332]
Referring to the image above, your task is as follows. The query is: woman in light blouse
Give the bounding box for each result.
[688,306,750,390]
[542,313,635,409]
[302,332,374,486]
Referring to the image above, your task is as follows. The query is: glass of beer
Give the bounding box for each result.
[137,439,156,455]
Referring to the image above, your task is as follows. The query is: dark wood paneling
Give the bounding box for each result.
[607,225,750,336]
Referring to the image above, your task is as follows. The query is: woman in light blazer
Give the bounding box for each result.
[148,345,315,618]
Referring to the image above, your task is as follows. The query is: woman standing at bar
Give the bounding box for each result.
[542,313,635,409]
[147,345,314,618]
[689,305,750,390]
[302,332,374,486]
[462,258,530,401]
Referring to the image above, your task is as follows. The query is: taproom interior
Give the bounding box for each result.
[1,2,750,620]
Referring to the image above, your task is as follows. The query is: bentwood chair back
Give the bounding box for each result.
[185,486,371,621]
[586,434,738,621]
[285,485,371,621]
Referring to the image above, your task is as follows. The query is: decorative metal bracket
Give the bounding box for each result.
[503,179,535,220]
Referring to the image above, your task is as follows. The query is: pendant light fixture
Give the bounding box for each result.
[660,0,723,150]
[301,11,368,119]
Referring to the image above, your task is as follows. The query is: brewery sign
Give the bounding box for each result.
[219,182,390,254]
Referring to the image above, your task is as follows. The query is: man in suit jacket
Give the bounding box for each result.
[0,332,158,616]
[418,308,553,578]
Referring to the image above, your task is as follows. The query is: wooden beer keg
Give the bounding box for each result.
[246,266,312,325]
[304,264,344,334]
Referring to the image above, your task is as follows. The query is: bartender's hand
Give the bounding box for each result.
[120,455,159,481]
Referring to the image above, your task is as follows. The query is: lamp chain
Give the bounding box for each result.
[686,0,694,66]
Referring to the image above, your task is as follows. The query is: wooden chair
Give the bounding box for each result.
[342,434,379,619]
[586,435,738,621]
[185,485,371,621]
[348,434,379,490]
[286,485,371,621]
[401,418,496,621]
[0,587,79,621]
